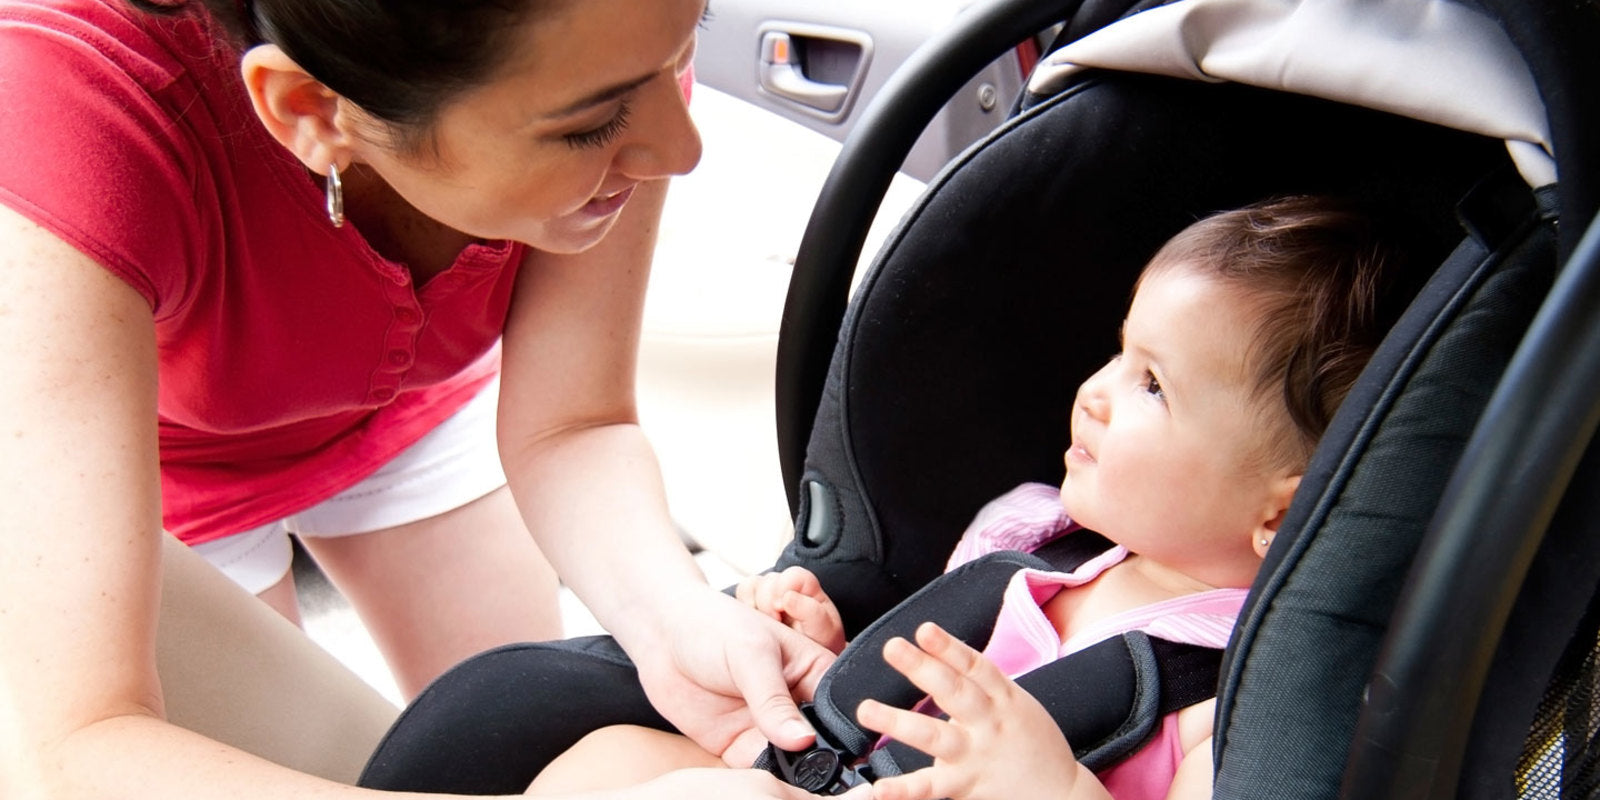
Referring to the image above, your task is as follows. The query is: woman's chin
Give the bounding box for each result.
[518,215,621,254]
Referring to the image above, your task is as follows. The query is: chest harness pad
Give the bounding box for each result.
[755,531,1226,793]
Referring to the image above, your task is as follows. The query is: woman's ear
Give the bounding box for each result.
[240,44,352,175]
[1252,474,1302,558]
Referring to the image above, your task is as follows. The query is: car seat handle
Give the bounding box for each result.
[775,0,1089,515]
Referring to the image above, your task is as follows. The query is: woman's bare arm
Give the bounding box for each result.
[496,178,833,767]
[0,205,531,799]
[497,178,704,638]
[0,205,389,798]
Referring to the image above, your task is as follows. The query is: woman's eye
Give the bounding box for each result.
[563,101,633,149]
[1142,370,1165,401]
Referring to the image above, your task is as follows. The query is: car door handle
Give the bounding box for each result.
[759,31,850,114]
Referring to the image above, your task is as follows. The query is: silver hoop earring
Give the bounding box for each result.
[326,163,345,228]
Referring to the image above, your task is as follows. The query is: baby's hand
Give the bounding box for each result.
[854,623,1105,800]
[734,566,847,654]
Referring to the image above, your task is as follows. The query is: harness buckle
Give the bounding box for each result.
[766,703,874,794]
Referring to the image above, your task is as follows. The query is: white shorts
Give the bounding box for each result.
[192,378,507,595]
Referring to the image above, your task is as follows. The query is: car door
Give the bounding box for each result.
[695,0,1035,181]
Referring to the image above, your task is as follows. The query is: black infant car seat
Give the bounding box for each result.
[358,0,1600,796]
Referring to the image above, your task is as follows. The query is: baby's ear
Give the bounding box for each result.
[1252,474,1302,558]
[239,44,354,176]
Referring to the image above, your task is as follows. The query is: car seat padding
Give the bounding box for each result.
[1214,173,1559,798]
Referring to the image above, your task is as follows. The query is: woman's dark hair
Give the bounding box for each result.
[128,0,543,152]
[1140,195,1422,467]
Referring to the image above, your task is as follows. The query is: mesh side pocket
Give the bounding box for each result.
[1518,602,1600,799]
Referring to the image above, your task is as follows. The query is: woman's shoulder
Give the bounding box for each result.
[1,0,233,79]
[0,0,257,313]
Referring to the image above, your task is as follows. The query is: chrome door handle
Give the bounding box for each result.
[759,31,849,114]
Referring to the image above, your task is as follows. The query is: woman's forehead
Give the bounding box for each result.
[498,0,703,92]
[434,0,700,131]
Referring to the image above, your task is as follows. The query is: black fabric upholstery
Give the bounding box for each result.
[358,636,671,794]
[1212,181,1559,799]
[811,551,1043,755]
[778,71,1508,638]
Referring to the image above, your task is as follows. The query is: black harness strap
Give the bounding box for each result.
[868,632,1223,779]
[760,530,1227,789]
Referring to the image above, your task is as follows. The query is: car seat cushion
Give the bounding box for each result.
[1214,177,1559,798]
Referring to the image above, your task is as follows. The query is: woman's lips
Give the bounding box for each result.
[580,184,636,218]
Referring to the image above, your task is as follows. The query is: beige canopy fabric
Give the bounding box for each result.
[1028,0,1555,187]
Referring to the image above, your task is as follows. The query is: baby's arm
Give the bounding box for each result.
[854,623,1111,800]
[735,566,847,654]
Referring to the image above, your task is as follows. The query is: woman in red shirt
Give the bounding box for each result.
[0,0,835,797]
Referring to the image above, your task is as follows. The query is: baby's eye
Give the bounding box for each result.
[1142,370,1165,401]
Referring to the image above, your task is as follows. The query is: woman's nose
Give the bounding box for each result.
[615,75,703,180]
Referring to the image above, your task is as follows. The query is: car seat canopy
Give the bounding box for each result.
[1030,0,1553,187]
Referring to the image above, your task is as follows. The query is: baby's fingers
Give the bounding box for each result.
[880,625,1006,722]
[778,565,825,596]
[869,769,950,800]
[856,698,969,764]
[777,589,827,621]
[736,572,792,620]
[777,591,844,650]
[735,574,774,616]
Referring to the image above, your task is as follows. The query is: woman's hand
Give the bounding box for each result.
[735,566,847,655]
[629,586,839,768]
[854,623,1107,800]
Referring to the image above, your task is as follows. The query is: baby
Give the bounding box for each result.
[528,195,1416,800]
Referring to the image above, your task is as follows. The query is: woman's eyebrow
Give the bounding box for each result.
[540,73,655,120]
[541,0,708,120]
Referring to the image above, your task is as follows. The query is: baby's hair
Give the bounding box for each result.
[1141,196,1419,466]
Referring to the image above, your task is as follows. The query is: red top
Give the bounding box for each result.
[0,0,521,542]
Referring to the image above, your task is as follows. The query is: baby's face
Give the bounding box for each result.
[1060,265,1296,588]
